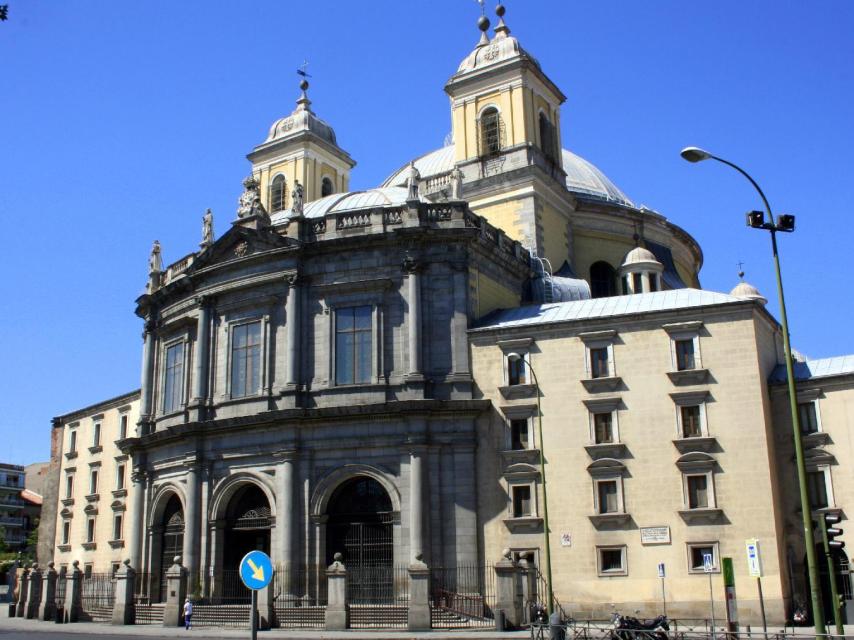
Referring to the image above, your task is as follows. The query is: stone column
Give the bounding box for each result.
[403,259,423,379]
[15,567,29,617]
[182,462,200,593]
[111,560,136,625]
[409,446,425,563]
[494,550,523,629]
[128,466,147,571]
[189,297,212,421]
[25,565,42,619]
[138,318,156,434]
[450,267,471,378]
[162,557,187,627]
[208,520,226,601]
[64,561,83,623]
[275,450,296,578]
[39,562,57,621]
[324,554,348,630]
[285,275,300,388]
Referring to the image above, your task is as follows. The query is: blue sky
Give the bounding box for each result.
[2,1,852,465]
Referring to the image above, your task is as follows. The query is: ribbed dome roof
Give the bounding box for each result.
[621,247,659,266]
[456,32,540,74]
[380,145,635,208]
[730,280,768,305]
[264,83,337,147]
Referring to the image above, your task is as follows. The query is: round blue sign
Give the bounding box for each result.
[239,550,273,590]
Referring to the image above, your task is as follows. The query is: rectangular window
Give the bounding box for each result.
[590,347,610,378]
[510,419,530,450]
[632,273,643,293]
[65,475,74,499]
[689,543,718,573]
[675,339,696,371]
[69,430,77,453]
[594,412,614,444]
[231,321,263,398]
[111,562,121,577]
[681,405,703,438]
[597,480,619,514]
[116,464,125,490]
[598,546,627,576]
[622,275,630,295]
[798,402,819,435]
[93,422,101,447]
[113,514,123,541]
[119,414,128,440]
[84,564,93,578]
[807,470,829,509]
[335,306,372,385]
[89,469,98,495]
[86,519,95,543]
[163,342,185,413]
[649,274,659,292]
[512,485,532,517]
[62,521,70,545]
[507,354,528,386]
[687,475,709,509]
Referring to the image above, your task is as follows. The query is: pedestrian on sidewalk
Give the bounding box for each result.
[183,597,193,630]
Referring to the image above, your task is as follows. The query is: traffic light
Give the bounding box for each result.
[746,210,765,228]
[825,513,845,550]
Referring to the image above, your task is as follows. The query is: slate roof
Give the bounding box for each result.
[770,355,854,383]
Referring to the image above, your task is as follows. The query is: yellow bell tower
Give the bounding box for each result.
[247,78,355,214]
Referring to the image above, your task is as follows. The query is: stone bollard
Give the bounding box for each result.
[112,559,136,625]
[26,564,42,619]
[324,553,348,630]
[257,580,273,630]
[408,556,430,631]
[39,562,58,621]
[495,549,523,630]
[64,561,83,623]
[15,567,29,618]
[162,556,187,627]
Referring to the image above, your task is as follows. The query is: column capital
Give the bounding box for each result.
[195,293,216,308]
[402,255,422,274]
[285,272,301,287]
[273,448,299,461]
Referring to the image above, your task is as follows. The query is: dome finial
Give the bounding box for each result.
[475,0,490,46]
[295,60,313,113]
[737,260,745,280]
[494,3,510,38]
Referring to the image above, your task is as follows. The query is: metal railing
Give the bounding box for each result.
[348,565,410,629]
[271,564,326,629]
[429,565,496,628]
[80,573,115,622]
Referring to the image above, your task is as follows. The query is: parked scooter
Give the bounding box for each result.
[611,611,669,640]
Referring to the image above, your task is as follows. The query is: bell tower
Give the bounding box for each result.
[247,77,356,215]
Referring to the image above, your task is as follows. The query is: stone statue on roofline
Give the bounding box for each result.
[148,240,162,274]
[237,175,267,219]
[406,161,421,200]
[201,208,214,248]
[292,179,304,215]
[450,165,463,200]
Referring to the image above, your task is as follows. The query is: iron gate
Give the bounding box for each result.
[80,573,115,622]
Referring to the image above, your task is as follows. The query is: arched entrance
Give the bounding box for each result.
[326,476,394,567]
[224,484,273,570]
[158,495,184,602]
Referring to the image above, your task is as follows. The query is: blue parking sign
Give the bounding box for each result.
[239,550,273,590]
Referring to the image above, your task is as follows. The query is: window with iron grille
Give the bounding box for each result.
[269,174,286,212]
[231,321,263,398]
[478,107,503,157]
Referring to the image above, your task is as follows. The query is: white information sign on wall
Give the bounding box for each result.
[746,538,762,577]
[703,553,714,573]
[640,526,671,545]
[560,533,572,547]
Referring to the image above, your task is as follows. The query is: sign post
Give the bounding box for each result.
[745,539,767,635]
[239,550,273,640]
[704,553,716,640]
[722,557,738,634]
[658,563,666,615]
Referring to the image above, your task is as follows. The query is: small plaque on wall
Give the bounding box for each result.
[640,526,671,545]
[560,533,572,547]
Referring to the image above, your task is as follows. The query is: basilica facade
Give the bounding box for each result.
[45,5,852,626]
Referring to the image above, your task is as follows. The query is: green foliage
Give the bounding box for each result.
[0,526,7,555]
[25,517,39,553]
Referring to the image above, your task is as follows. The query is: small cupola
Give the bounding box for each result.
[729,272,768,305]
[619,247,664,294]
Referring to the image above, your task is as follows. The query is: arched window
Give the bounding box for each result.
[269,175,286,212]
[590,261,617,298]
[539,112,558,163]
[479,107,502,157]
[321,176,335,197]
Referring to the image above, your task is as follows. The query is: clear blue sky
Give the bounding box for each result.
[2,1,852,465]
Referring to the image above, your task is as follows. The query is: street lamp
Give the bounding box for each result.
[680,146,825,636]
[506,352,554,617]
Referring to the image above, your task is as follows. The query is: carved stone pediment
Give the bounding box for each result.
[189,226,294,272]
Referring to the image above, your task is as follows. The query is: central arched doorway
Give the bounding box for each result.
[222,484,272,600]
[158,495,184,602]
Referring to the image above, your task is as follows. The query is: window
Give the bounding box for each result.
[479,107,502,156]
[538,112,558,163]
[86,518,95,543]
[680,405,703,438]
[597,546,627,576]
[686,474,709,508]
[335,306,372,385]
[113,514,123,541]
[111,562,121,577]
[593,412,614,444]
[65,475,74,499]
[89,469,99,495]
[511,485,533,518]
[231,321,263,398]
[116,464,125,490]
[92,422,101,447]
[510,418,530,450]
[119,414,128,440]
[507,354,528,386]
[675,339,696,371]
[590,347,610,378]
[632,273,643,293]
[321,176,335,197]
[269,174,286,212]
[688,543,719,573]
[589,262,617,299]
[62,521,70,545]
[807,469,830,509]
[799,401,819,435]
[69,430,77,453]
[84,564,93,578]
[162,342,185,413]
[597,480,619,514]
[649,274,659,292]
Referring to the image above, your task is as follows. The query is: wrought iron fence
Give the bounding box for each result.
[132,572,163,624]
[348,565,409,629]
[80,573,115,622]
[271,564,327,629]
[54,572,67,609]
[429,565,495,628]
[191,570,252,628]
[206,569,252,605]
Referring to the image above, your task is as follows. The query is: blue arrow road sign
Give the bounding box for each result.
[239,550,273,590]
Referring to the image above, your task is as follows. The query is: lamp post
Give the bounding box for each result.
[680,146,824,636]
[507,352,554,616]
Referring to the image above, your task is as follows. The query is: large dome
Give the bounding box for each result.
[380,145,634,208]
